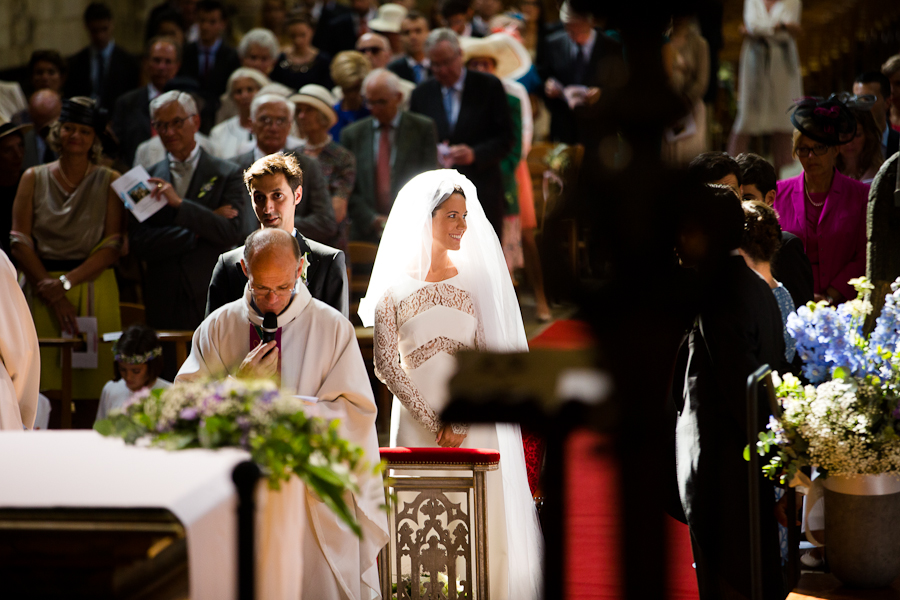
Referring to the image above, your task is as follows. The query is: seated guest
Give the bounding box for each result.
[687,151,742,195]
[1,118,29,256]
[739,200,796,363]
[674,184,786,600]
[388,9,431,84]
[270,11,334,90]
[442,0,488,38]
[146,0,197,45]
[179,0,241,133]
[291,84,355,252]
[329,50,372,140]
[229,94,337,244]
[206,153,348,317]
[10,97,123,400]
[736,152,814,309]
[179,227,387,600]
[410,28,514,235]
[21,90,61,169]
[147,8,187,48]
[774,96,869,304]
[65,2,141,112]
[133,78,214,169]
[853,71,899,159]
[237,27,280,77]
[112,36,182,167]
[95,325,170,422]
[129,90,245,331]
[342,69,437,242]
[259,0,289,47]
[209,67,270,159]
[837,105,884,184]
[0,249,40,430]
[310,0,356,58]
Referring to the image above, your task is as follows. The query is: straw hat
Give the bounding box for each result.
[461,33,532,81]
[0,117,32,140]
[368,3,407,34]
[289,84,338,129]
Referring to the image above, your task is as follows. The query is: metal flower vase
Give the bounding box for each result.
[824,474,900,588]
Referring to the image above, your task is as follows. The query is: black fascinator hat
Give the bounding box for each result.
[789,94,857,146]
[59,97,109,133]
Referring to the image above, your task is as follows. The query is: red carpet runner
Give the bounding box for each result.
[530,321,700,599]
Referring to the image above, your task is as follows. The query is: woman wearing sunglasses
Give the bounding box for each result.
[773,95,870,305]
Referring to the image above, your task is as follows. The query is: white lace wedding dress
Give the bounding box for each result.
[374,274,542,600]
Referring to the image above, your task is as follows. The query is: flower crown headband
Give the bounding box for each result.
[112,342,162,365]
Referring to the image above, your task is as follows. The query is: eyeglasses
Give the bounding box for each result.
[365,97,391,108]
[795,144,830,158]
[258,116,290,127]
[359,46,384,55]
[249,282,296,298]
[152,115,194,133]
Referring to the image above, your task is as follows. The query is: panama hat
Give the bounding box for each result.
[368,3,407,34]
[0,117,32,140]
[461,33,532,81]
[289,84,338,129]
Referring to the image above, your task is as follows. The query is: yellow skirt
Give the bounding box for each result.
[30,268,121,399]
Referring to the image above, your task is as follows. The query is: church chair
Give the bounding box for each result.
[119,302,146,329]
[348,241,379,326]
[378,447,500,600]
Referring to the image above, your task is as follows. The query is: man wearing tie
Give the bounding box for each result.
[179,0,240,133]
[538,1,621,144]
[341,69,438,242]
[410,28,513,236]
[129,90,245,331]
[388,10,431,85]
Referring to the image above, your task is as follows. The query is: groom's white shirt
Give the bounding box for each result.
[177,282,388,599]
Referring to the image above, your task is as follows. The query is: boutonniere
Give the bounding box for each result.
[197,176,218,199]
[300,252,310,286]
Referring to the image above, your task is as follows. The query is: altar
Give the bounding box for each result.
[0,430,307,599]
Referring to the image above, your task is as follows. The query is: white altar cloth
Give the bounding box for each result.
[0,430,251,599]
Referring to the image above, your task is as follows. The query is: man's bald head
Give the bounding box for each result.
[357,32,392,68]
[243,227,301,268]
[29,89,62,131]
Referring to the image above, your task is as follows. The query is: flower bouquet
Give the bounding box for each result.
[753,277,900,484]
[752,277,900,587]
[95,377,377,536]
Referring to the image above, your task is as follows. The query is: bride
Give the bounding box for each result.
[359,170,543,599]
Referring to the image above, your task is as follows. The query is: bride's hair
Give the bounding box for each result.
[431,184,466,216]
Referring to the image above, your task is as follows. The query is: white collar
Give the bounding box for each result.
[407,56,430,68]
[254,145,287,161]
[168,142,202,166]
[572,29,597,58]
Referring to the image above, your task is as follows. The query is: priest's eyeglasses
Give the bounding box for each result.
[795,144,829,158]
[249,283,295,298]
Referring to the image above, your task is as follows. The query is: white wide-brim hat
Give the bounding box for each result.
[368,3,407,34]
[288,84,338,129]
[461,33,533,81]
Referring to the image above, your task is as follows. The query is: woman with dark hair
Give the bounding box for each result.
[837,105,884,184]
[740,200,796,362]
[270,11,334,90]
[10,97,123,399]
[774,95,869,305]
[95,325,170,422]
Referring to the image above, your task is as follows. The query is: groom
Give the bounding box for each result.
[178,228,388,599]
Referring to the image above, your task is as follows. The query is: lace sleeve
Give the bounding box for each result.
[373,289,444,434]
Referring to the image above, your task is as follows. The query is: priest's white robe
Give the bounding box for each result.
[0,250,40,430]
[176,283,389,600]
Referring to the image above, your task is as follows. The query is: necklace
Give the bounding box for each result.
[804,178,825,207]
[57,161,90,192]
[303,134,332,152]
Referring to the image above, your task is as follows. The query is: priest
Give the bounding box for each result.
[0,249,40,430]
[176,228,388,599]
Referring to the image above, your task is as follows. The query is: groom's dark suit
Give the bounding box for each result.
[675,255,786,599]
[205,230,348,318]
[130,147,245,331]
[410,69,513,236]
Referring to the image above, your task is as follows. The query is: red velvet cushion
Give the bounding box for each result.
[379,447,500,466]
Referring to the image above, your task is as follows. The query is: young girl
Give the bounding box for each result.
[95,325,170,422]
